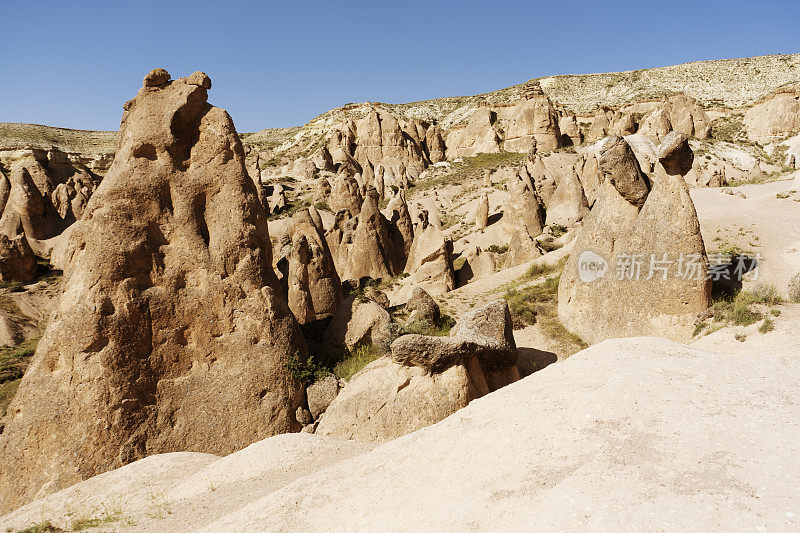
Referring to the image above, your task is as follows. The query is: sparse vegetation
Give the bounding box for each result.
[412,152,526,194]
[0,336,41,417]
[487,244,509,255]
[711,113,745,142]
[758,317,775,334]
[401,314,456,338]
[711,284,783,328]
[333,344,383,381]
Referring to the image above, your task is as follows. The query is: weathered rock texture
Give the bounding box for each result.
[0,233,37,282]
[558,137,710,343]
[744,85,800,143]
[316,300,518,442]
[287,208,342,322]
[0,70,306,514]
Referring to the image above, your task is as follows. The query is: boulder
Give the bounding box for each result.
[405,287,440,324]
[657,131,693,176]
[314,358,482,442]
[0,69,307,514]
[598,136,650,207]
[306,375,340,420]
[323,295,392,351]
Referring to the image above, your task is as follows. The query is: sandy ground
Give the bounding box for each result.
[3,337,798,531]
[690,173,800,294]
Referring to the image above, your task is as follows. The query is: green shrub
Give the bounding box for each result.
[758,317,775,334]
[284,352,330,384]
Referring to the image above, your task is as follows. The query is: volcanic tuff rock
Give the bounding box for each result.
[287,208,342,321]
[558,136,710,343]
[0,69,306,514]
[743,85,800,144]
[0,232,37,282]
[316,300,518,442]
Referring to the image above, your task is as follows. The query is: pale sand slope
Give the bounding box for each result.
[690,175,800,294]
[3,337,799,531]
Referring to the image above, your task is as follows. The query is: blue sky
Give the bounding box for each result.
[1,0,798,132]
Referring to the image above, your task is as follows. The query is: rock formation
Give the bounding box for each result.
[0,69,307,513]
[403,222,456,297]
[744,86,800,143]
[0,233,37,282]
[558,136,710,343]
[341,188,403,282]
[544,164,589,227]
[474,193,489,229]
[502,176,545,267]
[502,83,562,152]
[315,300,518,442]
[287,208,342,321]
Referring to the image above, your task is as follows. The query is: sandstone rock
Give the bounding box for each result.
[342,188,403,282]
[544,165,589,227]
[610,112,637,136]
[446,107,500,158]
[503,85,562,152]
[502,177,545,267]
[143,68,170,87]
[598,136,650,207]
[323,295,392,351]
[558,113,582,146]
[0,232,36,282]
[306,375,340,420]
[664,94,711,139]
[404,223,455,296]
[475,193,489,229]
[288,209,342,320]
[330,174,363,216]
[295,407,314,426]
[405,287,440,324]
[0,160,64,243]
[639,107,672,141]
[586,110,611,142]
[456,246,498,286]
[387,193,414,261]
[559,155,710,343]
[744,86,800,143]
[657,131,693,176]
[287,235,316,324]
[314,357,482,442]
[0,70,306,513]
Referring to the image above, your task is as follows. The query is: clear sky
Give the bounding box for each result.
[1,0,798,133]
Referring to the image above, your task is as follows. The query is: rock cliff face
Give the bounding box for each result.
[0,69,306,514]
[744,85,800,143]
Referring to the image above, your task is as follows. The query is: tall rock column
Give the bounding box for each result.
[0,69,306,513]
